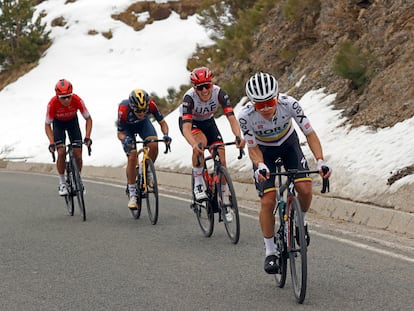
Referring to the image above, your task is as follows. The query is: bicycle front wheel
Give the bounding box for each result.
[144,158,158,225]
[192,173,214,237]
[288,196,307,304]
[64,162,74,216]
[133,168,142,219]
[274,203,287,288]
[71,157,86,221]
[217,166,240,244]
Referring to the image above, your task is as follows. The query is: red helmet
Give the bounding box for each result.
[190,67,212,85]
[55,79,73,96]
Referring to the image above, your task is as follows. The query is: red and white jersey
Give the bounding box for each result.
[180,85,234,122]
[237,93,314,147]
[45,94,90,124]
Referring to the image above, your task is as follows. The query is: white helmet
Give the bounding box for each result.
[245,72,278,102]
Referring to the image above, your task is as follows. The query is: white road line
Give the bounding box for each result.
[312,231,414,263]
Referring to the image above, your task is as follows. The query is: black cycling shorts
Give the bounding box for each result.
[53,116,82,148]
[254,131,310,196]
[121,118,158,152]
[179,117,223,145]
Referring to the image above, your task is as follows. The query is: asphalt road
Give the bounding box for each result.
[1,171,413,311]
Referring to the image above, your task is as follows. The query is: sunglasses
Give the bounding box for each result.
[133,107,146,113]
[254,98,277,111]
[58,94,72,99]
[195,83,212,91]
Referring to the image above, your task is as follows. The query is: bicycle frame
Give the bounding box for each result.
[134,138,168,191]
[192,141,244,243]
[200,142,244,203]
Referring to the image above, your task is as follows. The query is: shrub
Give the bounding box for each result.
[283,0,321,20]
[333,41,370,91]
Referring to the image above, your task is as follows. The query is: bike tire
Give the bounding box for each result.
[217,166,240,244]
[71,156,86,221]
[133,168,142,219]
[64,162,74,216]
[144,158,158,225]
[288,197,307,304]
[274,203,288,287]
[192,172,214,237]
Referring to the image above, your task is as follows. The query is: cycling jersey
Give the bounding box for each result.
[237,93,314,147]
[45,94,90,124]
[117,99,164,129]
[117,98,164,142]
[180,85,234,122]
[238,93,313,194]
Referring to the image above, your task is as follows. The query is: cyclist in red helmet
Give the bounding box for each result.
[45,79,93,196]
[179,67,245,201]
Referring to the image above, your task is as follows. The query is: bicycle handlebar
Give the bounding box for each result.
[50,142,92,163]
[260,165,330,193]
[135,139,171,154]
[196,141,245,166]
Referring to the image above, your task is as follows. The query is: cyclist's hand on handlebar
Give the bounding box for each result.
[48,143,56,153]
[235,136,245,149]
[163,135,172,153]
[254,163,270,182]
[83,137,92,147]
[316,159,332,178]
[163,134,172,144]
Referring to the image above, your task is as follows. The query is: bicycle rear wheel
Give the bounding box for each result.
[71,156,86,221]
[144,158,158,225]
[64,162,74,216]
[288,197,307,303]
[192,173,214,237]
[217,166,240,244]
[274,203,287,287]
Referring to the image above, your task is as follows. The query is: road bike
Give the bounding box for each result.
[191,141,244,244]
[268,158,329,303]
[126,137,170,225]
[52,142,91,221]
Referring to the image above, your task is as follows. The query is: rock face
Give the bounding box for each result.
[96,0,414,130]
[216,0,414,130]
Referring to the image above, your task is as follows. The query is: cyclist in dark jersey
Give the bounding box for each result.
[238,72,331,274]
[117,89,171,209]
[179,67,245,201]
[45,79,93,196]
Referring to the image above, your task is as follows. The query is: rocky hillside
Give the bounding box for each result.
[114,0,413,129]
[113,0,414,183]
[220,0,413,130]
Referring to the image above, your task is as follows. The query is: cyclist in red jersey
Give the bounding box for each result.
[45,79,93,196]
[117,89,171,209]
[179,67,245,201]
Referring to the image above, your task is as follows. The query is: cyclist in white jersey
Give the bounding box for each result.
[179,67,245,201]
[237,72,331,274]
